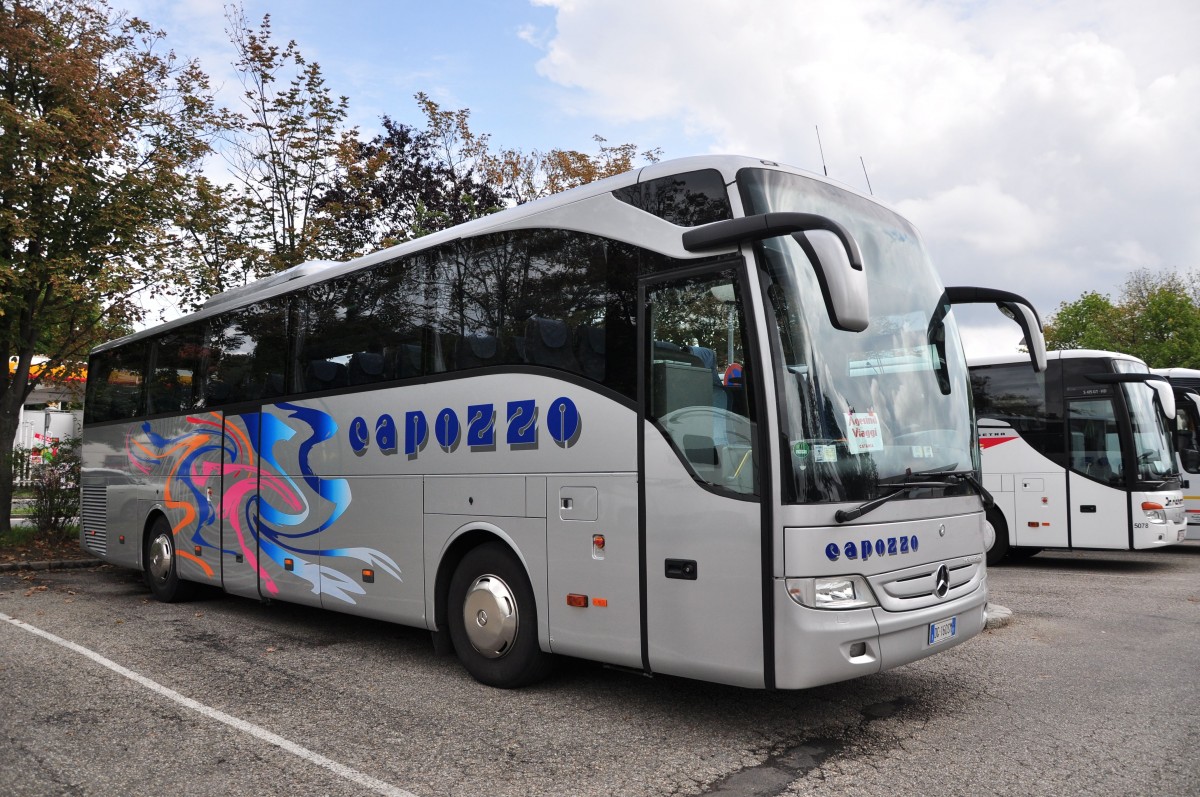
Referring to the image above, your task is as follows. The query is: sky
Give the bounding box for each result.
[122,0,1200,357]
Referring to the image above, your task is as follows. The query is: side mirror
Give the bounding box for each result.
[682,211,869,333]
[1184,448,1200,472]
[793,229,869,332]
[1149,379,1176,421]
[944,287,1047,372]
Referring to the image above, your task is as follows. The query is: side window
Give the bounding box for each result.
[207,298,289,406]
[613,169,732,227]
[444,230,638,399]
[84,342,147,424]
[299,256,427,392]
[146,323,207,415]
[1068,398,1123,485]
[645,268,757,495]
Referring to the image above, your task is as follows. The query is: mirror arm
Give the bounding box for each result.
[682,212,863,270]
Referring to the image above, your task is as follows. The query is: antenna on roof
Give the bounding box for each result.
[815,126,828,177]
[860,156,874,196]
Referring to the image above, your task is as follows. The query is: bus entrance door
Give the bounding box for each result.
[1067,398,1130,548]
[639,266,768,688]
[220,412,262,599]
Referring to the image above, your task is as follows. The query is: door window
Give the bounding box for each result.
[1068,399,1123,485]
[646,269,757,495]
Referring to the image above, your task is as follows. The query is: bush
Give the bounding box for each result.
[30,437,81,541]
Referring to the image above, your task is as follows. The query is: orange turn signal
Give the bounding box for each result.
[566,593,588,608]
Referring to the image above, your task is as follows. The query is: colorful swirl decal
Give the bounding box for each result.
[126,406,401,605]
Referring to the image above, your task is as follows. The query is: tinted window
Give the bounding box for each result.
[299,255,429,392]
[84,341,147,424]
[971,363,1047,432]
[207,298,290,406]
[446,230,639,398]
[613,169,732,227]
[147,323,207,415]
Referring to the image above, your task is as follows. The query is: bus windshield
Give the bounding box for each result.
[740,169,975,504]
[1114,363,1176,482]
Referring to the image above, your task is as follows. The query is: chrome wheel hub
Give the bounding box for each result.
[462,574,518,659]
[148,534,173,582]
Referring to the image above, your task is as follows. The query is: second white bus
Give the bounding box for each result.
[970,350,1186,564]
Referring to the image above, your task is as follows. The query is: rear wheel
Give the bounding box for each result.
[447,542,553,688]
[985,508,1010,566]
[144,516,196,602]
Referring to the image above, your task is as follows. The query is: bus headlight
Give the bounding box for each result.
[786,575,878,609]
[1141,501,1167,524]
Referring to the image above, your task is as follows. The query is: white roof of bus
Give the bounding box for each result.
[93,154,891,353]
[968,349,1147,367]
[1151,367,1200,380]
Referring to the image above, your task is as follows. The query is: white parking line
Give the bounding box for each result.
[0,611,419,797]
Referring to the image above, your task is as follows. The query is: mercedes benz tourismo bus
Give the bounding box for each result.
[82,155,1044,688]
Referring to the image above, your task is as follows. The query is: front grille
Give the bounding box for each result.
[80,485,107,555]
[869,557,983,611]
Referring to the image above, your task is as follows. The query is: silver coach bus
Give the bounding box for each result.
[81,155,1044,689]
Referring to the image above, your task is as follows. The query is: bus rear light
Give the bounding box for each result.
[566,593,588,608]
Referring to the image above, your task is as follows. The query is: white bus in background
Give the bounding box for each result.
[81,154,1045,690]
[969,350,1186,565]
[1151,367,1200,539]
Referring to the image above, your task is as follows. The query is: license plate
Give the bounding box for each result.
[928,616,957,646]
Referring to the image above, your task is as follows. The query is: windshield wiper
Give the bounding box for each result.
[833,471,992,524]
[952,471,995,509]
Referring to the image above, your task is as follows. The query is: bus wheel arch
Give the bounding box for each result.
[439,533,553,688]
[985,506,1010,566]
[142,512,196,602]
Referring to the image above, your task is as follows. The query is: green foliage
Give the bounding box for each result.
[0,0,220,534]
[1043,291,1119,351]
[29,437,80,540]
[223,8,352,272]
[1044,269,1200,368]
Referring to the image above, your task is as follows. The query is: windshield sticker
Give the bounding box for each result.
[844,412,884,454]
[813,444,838,463]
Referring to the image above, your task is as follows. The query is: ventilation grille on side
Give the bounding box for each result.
[81,485,107,555]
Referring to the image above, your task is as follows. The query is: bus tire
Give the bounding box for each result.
[143,516,196,603]
[986,508,1010,566]
[1008,546,1041,561]
[447,542,553,688]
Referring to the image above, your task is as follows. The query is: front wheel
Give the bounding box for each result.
[985,508,1010,566]
[447,542,553,688]
[144,516,196,603]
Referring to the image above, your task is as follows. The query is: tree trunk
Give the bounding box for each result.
[0,396,21,539]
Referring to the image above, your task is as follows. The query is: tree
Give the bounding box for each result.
[316,113,504,258]
[1043,291,1120,351]
[1044,269,1200,368]
[478,133,662,205]
[222,8,352,271]
[0,0,219,534]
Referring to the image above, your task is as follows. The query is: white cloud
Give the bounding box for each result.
[533,0,1200,333]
